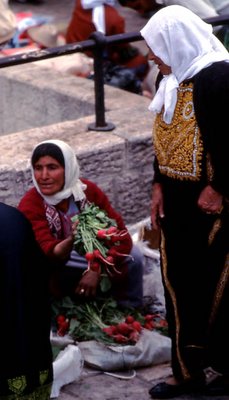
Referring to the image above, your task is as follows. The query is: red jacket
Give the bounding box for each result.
[66,0,148,74]
[18,179,132,266]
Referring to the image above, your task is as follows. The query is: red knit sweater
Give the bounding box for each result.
[18,179,132,266]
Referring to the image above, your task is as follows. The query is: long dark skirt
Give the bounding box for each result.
[160,178,229,382]
[0,203,53,399]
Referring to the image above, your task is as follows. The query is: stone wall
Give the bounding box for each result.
[0,62,155,225]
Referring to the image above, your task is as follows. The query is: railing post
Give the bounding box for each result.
[88,31,115,131]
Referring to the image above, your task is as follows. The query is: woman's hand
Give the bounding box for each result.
[198,185,223,214]
[75,270,100,297]
[53,235,74,260]
[72,219,78,235]
[52,219,79,260]
[151,183,164,229]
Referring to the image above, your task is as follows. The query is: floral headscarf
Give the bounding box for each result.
[31,139,86,206]
[140,5,229,124]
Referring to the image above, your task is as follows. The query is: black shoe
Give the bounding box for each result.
[205,376,229,396]
[149,379,205,399]
[149,382,184,399]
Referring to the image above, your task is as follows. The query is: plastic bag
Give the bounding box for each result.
[78,328,171,371]
[51,344,84,398]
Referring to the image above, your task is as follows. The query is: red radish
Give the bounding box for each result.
[159,319,168,327]
[110,236,121,244]
[113,334,129,344]
[93,249,102,258]
[97,227,118,239]
[97,229,107,239]
[125,315,135,324]
[106,226,118,235]
[105,255,114,264]
[85,252,94,262]
[114,229,128,238]
[116,322,132,335]
[108,248,134,261]
[105,263,122,275]
[103,325,117,336]
[57,319,70,336]
[109,229,128,243]
[90,261,101,272]
[56,314,66,324]
[144,314,154,322]
[144,322,154,330]
[131,320,142,333]
[129,330,140,343]
[93,249,115,265]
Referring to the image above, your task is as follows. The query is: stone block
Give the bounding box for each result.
[0,63,155,224]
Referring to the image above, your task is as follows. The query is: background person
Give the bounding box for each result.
[0,0,17,49]
[18,139,144,310]
[140,5,229,398]
[0,203,53,399]
[154,0,219,18]
[65,0,149,82]
[154,0,229,49]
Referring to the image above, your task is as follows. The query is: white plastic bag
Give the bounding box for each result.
[78,329,171,371]
[51,344,84,398]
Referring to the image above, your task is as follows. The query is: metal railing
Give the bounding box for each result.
[0,14,228,131]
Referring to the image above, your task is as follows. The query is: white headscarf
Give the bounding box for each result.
[140,5,229,124]
[31,139,86,206]
[81,0,116,33]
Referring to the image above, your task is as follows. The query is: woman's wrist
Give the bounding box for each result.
[53,236,73,259]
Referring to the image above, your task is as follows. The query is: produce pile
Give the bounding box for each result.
[52,203,168,348]
[71,202,129,292]
[52,296,168,346]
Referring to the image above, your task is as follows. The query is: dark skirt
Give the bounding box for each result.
[0,203,53,399]
[160,178,229,381]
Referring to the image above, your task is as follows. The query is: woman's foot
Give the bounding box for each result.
[149,376,206,399]
[205,375,229,396]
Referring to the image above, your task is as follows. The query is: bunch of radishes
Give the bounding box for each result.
[71,203,130,292]
[102,314,168,344]
[102,315,142,344]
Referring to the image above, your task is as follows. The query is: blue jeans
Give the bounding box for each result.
[63,245,144,309]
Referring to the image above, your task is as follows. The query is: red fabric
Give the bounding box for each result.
[18,178,132,265]
[66,0,126,43]
[66,0,148,72]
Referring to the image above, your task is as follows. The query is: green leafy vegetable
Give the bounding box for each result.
[52,296,168,346]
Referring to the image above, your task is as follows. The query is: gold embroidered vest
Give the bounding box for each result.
[153,82,204,181]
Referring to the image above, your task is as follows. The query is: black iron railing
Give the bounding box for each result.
[0,15,228,131]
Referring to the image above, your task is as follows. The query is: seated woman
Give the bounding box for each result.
[0,203,53,399]
[18,139,144,310]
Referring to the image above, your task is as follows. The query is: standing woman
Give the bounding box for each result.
[0,203,53,399]
[140,5,229,398]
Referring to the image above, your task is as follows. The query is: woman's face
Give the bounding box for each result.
[147,48,171,75]
[33,156,65,196]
